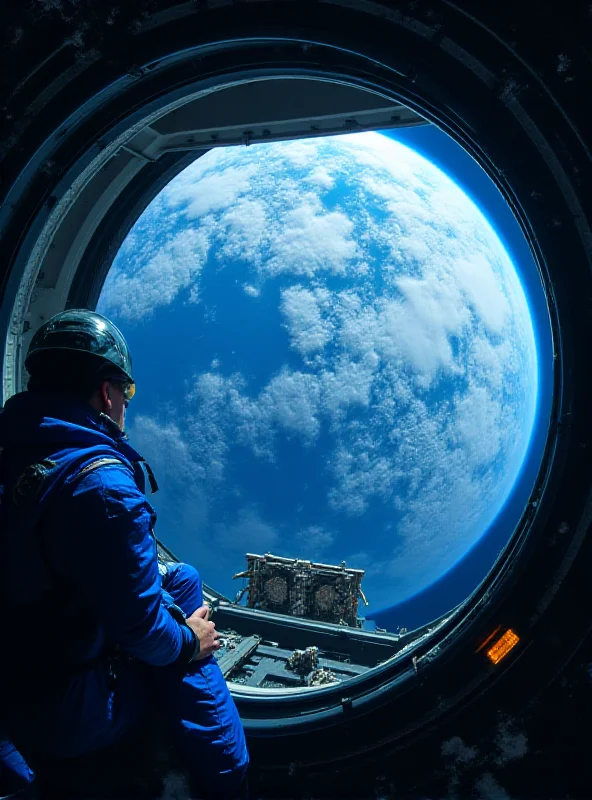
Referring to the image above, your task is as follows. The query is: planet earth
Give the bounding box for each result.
[98,131,538,614]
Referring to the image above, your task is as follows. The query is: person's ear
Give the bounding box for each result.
[99,380,113,411]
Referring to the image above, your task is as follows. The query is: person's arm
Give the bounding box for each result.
[60,465,196,666]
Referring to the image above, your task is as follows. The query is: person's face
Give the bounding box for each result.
[99,379,134,430]
[106,381,127,430]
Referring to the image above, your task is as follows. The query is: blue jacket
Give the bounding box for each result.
[0,391,196,756]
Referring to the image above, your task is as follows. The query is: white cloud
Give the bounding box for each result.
[166,164,256,218]
[243,284,260,298]
[372,288,466,388]
[264,200,359,278]
[279,140,318,167]
[328,441,397,516]
[452,383,502,467]
[320,352,378,421]
[217,198,268,264]
[331,280,469,390]
[454,252,511,334]
[100,227,209,321]
[304,165,334,189]
[467,336,513,390]
[394,233,432,263]
[186,371,240,480]
[362,174,423,207]
[280,285,333,356]
[185,367,322,472]
[253,369,322,442]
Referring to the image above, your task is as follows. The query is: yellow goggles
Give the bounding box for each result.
[122,382,136,402]
[108,379,136,403]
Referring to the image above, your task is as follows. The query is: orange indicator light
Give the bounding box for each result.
[486,628,520,665]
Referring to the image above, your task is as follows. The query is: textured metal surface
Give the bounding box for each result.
[235,553,366,627]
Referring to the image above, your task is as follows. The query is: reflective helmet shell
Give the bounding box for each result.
[25,309,133,382]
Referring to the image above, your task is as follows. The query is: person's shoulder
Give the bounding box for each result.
[69,456,140,501]
[70,460,153,522]
[71,454,133,486]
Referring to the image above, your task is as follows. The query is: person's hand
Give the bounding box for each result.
[186,606,220,661]
[193,604,212,621]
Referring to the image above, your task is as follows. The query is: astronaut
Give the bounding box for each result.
[0,310,248,798]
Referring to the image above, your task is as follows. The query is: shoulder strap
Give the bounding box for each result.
[74,457,125,483]
[71,456,158,495]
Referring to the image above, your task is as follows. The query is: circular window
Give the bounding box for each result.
[96,126,550,642]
